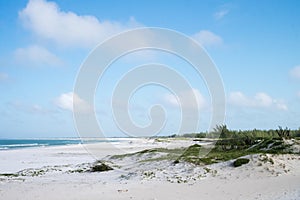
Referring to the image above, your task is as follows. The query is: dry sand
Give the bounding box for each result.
[0,138,299,200]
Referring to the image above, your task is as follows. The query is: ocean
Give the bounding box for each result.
[0,138,117,150]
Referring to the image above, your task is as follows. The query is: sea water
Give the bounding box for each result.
[0,138,117,150]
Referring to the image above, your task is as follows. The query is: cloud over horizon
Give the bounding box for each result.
[228,91,288,111]
[54,92,92,113]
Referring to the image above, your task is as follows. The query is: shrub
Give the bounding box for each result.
[91,163,113,172]
[233,158,250,167]
[276,126,290,139]
[173,160,180,164]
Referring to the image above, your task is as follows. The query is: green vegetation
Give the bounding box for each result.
[110,125,299,167]
[68,169,85,173]
[0,169,47,178]
[172,126,297,165]
[259,154,274,165]
[110,149,159,159]
[172,143,250,165]
[178,125,300,139]
[0,173,19,177]
[110,136,297,166]
[111,147,185,161]
[110,136,296,166]
[143,171,155,178]
[276,126,291,139]
[233,158,250,167]
[91,162,113,172]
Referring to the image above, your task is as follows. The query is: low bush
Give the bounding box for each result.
[233,158,250,167]
[91,163,113,172]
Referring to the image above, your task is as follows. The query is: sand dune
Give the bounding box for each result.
[0,138,299,200]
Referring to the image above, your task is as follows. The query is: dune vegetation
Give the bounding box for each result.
[108,125,300,168]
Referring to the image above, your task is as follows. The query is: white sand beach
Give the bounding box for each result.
[0,138,299,200]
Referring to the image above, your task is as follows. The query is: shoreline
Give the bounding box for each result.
[0,137,135,151]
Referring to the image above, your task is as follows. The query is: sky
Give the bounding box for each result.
[0,0,300,138]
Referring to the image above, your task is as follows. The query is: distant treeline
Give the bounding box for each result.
[168,125,300,139]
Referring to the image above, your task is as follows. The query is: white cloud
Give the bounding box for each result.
[289,65,300,79]
[0,73,8,81]
[214,9,229,20]
[192,30,223,48]
[163,88,206,110]
[297,91,300,98]
[29,104,54,114]
[55,92,92,113]
[274,101,288,111]
[228,91,288,111]
[228,91,253,107]
[19,0,141,48]
[14,45,63,67]
[254,93,273,107]
[228,92,272,107]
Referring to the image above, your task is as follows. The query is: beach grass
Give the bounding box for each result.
[108,136,299,167]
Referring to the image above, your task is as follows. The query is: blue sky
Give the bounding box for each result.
[0,0,300,138]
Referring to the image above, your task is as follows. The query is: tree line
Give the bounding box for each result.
[177,125,300,139]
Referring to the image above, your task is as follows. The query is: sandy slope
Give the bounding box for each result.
[0,138,299,200]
